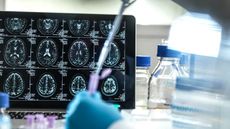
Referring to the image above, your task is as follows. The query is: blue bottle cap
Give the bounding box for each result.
[157,45,181,58]
[136,56,151,67]
[0,92,9,108]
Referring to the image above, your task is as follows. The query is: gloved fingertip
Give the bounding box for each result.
[66,92,87,115]
[77,91,89,97]
[91,92,102,99]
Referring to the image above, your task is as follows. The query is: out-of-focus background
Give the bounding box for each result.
[0,0,186,71]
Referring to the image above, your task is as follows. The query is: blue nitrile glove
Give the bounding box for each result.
[65,91,122,129]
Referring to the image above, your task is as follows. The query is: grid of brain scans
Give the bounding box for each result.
[0,12,135,108]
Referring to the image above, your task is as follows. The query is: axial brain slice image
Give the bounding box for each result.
[68,40,89,67]
[70,75,86,95]
[101,76,118,96]
[37,18,58,35]
[69,20,90,36]
[37,39,58,67]
[5,18,27,34]
[37,74,56,97]
[4,73,24,98]
[4,38,26,66]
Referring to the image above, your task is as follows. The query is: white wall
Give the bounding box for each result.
[5,0,185,25]
[0,0,5,11]
[137,25,170,71]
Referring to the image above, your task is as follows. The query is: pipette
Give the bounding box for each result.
[88,0,136,94]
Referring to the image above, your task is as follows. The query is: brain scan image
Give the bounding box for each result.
[68,40,89,67]
[37,74,56,98]
[104,42,120,67]
[99,20,119,36]
[70,75,87,95]
[69,20,90,36]
[4,18,27,34]
[37,39,58,67]
[37,18,58,35]
[4,73,24,98]
[101,75,118,96]
[4,38,26,66]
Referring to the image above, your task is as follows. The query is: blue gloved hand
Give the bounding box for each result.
[65,91,122,129]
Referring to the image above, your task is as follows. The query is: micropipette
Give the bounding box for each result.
[88,0,136,94]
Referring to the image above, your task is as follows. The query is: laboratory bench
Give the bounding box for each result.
[12,109,172,129]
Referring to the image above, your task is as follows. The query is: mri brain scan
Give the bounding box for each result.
[68,40,89,67]
[99,20,119,36]
[37,39,58,67]
[0,12,131,105]
[37,74,56,98]
[4,73,24,98]
[101,75,118,96]
[69,75,87,95]
[69,20,90,36]
[4,18,27,34]
[37,18,58,35]
[4,38,26,66]
[104,42,120,67]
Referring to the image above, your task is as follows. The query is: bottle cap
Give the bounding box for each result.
[157,45,181,58]
[35,114,44,123]
[136,56,151,67]
[0,92,9,108]
[47,116,57,128]
[25,115,35,126]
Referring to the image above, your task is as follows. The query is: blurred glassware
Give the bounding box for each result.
[178,54,190,78]
[136,55,151,108]
[148,45,181,109]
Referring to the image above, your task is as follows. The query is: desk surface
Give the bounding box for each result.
[12,109,172,129]
[121,109,172,129]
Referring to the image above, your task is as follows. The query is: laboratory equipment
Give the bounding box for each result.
[0,92,11,129]
[136,56,151,108]
[88,0,136,98]
[148,45,181,109]
[178,54,190,77]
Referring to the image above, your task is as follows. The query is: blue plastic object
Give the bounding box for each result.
[157,45,181,58]
[66,91,122,129]
[136,56,151,67]
[0,93,9,108]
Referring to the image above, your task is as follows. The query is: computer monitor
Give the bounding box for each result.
[0,11,136,109]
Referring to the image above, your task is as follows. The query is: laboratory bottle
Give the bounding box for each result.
[148,45,181,109]
[0,92,11,129]
[136,56,151,108]
[178,54,190,77]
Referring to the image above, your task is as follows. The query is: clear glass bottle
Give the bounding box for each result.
[178,54,190,77]
[136,56,151,108]
[0,92,11,129]
[148,45,181,109]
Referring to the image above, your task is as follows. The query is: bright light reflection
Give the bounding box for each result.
[168,12,222,57]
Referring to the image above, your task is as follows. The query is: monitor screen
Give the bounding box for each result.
[0,11,135,109]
